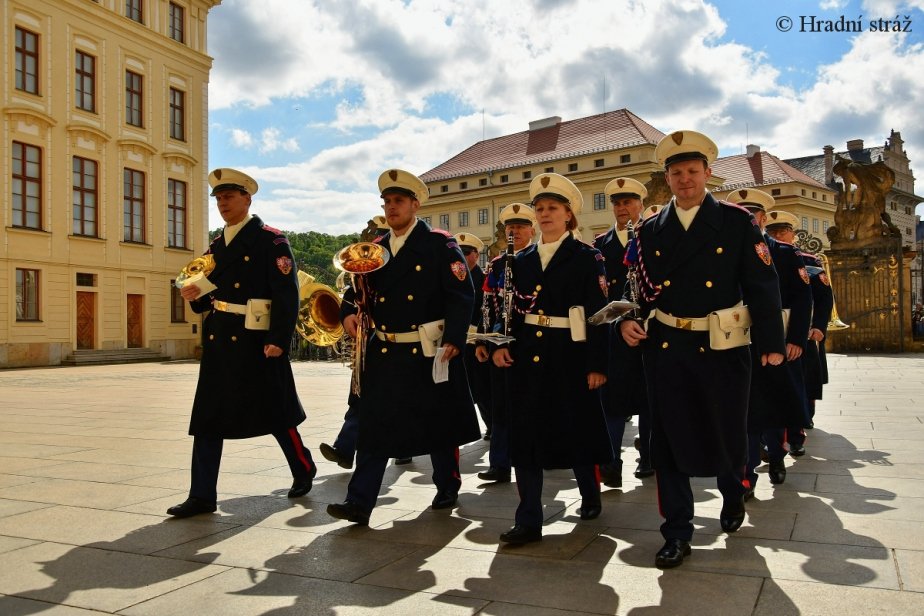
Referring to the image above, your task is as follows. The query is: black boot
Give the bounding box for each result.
[655,538,691,568]
[167,497,217,518]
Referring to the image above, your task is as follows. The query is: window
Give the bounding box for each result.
[422,216,431,225]
[812,191,817,199]
[478,208,488,225]
[801,217,808,231]
[594,159,604,168]
[15,269,40,321]
[771,188,781,196]
[890,202,898,211]
[813,219,819,233]
[15,27,39,95]
[169,88,185,140]
[168,179,187,248]
[459,211,469,227]
[620,154,631,163]
[479,247,488,269]
[441,185,448,193]
[73,157,98,237]
[568,163,578,172]
[123,168,145,242]
[75,51,96,112]
[12,141,42,229]
[522,171,531,179]
[460,181,468,189]
[479,178,487,186]
[125,71,143,127]
[593,193,606,211]
[823,221,829,233]
[545,167,554,173]
[169,3,185,43]
[822,194,827,202]
[906,206,913,215]
[439,214,450,229]
[76,273,96,287]
[170,282,185,322]
[801,189,806,196]
[126,0,143,23]
[500,175,508,183]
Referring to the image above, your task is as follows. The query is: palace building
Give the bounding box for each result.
[2,0,221,368]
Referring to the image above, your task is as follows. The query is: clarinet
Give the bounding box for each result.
[481,282,491,334]
[502,230,515,336]
[626,220,641,321]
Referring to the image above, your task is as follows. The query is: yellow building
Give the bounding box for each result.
[2,0,221,368]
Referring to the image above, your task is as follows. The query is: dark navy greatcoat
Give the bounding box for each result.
[799,251,834,400]
[747,234,813,430]
[188,215,305,439]
[593,224,649,418]
[628,194,785,477]
[340,219,480,459]
[479,254,509,428]
[503,234,613,470]
[464,264,493,424]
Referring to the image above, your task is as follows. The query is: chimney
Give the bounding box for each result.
[746,144,760,158]
[846,139,864,151]
[823,145,834,185]
[529,116,562,131]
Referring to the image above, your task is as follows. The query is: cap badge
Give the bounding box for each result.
[733,313,740,323]
[388,170,398,181]
[740,190,748,199]
[541,176,551,188]
[512,204,521,213]
[671,132,684,145]
[460,234,466,241]
[617,179,625,188]
[214,169,223,180]
[450,261,467,281]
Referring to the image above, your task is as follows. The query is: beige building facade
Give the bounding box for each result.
[2,0,220,368]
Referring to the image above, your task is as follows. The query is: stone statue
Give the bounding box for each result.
[827,155,899,249]
[487,220,507,259]
[644,171,673,207]
[359,219,378,243]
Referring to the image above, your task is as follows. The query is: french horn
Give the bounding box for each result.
[174,254,215,288]
[296,271,344,347]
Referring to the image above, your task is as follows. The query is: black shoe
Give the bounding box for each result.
[167,497,217,518]
[655,538,691,569]
[599,463,622,488]
[789,444,806,457]
[483,429,492,441]
[432,490,458,510]
[326,501,370,525]
[500,524,542,544]
[477,467,511,482]
[394,457,413,465]
[720,497,746,533]
[743,486,756,502]
[769,462,787,484]
[760,447,769,463]
[634,462,654,479]
[578,499,602,520]
[320,443,353,469]
[806,422,814,429]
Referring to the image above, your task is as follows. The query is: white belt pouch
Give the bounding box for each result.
[418,319,446,357]
[707,305,752,350]
[245,299,272,331]
[568,306,587,342]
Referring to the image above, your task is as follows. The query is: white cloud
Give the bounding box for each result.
[229,128,253,148]
[260,128,300,154]
[820,0,848,9]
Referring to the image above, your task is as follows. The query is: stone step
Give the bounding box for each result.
[60,348,173,366]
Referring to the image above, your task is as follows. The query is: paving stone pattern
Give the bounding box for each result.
[0,355,923,614]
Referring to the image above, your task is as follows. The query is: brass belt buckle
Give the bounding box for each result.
[536,315,551,327]
[677,318,693,330]
[385,333,397,343]
[214,300,228,312]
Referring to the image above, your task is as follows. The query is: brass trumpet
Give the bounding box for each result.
[334,242,390,395]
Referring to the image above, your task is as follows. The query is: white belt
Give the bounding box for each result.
[653,309,710,332]
[375,330,422,343]
[524,314,571,328]
[213,300,247,315]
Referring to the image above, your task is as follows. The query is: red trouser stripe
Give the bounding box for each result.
[594,464,601,487]
[742,465,750,490]
[288,428,313,473]
[453,447,460,480]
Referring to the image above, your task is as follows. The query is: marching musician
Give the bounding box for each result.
[726,192,812,490]
[167,168,317,518]
[476,204,538,484]
[797,248,835,432]
[492,173,612,544]
[457,233,494,441]
[593,177,654,488]
[619,131,785,568]
[327,169,479,525]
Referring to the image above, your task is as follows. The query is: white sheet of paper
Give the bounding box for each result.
[432,347,450,384]
[183,272,217,299]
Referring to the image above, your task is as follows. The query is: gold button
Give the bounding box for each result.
[538,309,544,315]
[602,257,606,261]
[611,279,617,284]
[662,342,668,348]
[379,297,385,303]
[244,256,250,261]
[656,251,661,256]
[412,348,418,354]
[533,356,540,362]
[209,335,214,340]
[234,283,240,288]
[380,325,386,331]
[407,295,414,301]
[699,347,705,353]
[663,280,670,287]
[416,265,421,271]
[535,285,542,292]
[706,281,713,288]
[381,348,387,353]
[411,325,417,330]
[716,248,723,254]
[231,336,237,342]
[536,331,542,338]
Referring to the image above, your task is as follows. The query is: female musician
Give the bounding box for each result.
[492,173,612,544]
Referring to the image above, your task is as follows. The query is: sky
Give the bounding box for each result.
[205,0,924,234]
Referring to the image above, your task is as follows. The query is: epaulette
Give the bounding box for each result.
[372,235,385,244]
[576,238,595,248]
[719,199,753,216]
[593,231,608,242]
[431,228,453,238]
[210,234,222,244]
[262,224,284,235]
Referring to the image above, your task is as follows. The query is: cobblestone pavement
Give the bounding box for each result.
[1,355,923,615]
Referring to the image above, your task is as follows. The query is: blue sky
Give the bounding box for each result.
[206,0,924,233]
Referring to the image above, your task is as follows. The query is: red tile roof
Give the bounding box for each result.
[712,152,828,192]
[420,110,665,183]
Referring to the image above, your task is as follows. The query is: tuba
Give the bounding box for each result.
[818,253,849,331]
[334,242,390,395]
[295,271,344,347]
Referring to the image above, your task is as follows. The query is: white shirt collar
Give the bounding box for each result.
[224,214,253,245]
[537,232,568,270]
[389,217,418,256]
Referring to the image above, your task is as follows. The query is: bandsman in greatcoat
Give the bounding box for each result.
[619,131,785,568]
[457,233,494,441]
[796,248,835,430]
[593,177,654,488]
[475,204,538,484]
[492,174,612,545]
[167,168,317,518]
[327,170,480,525]
[726,192,812,491]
